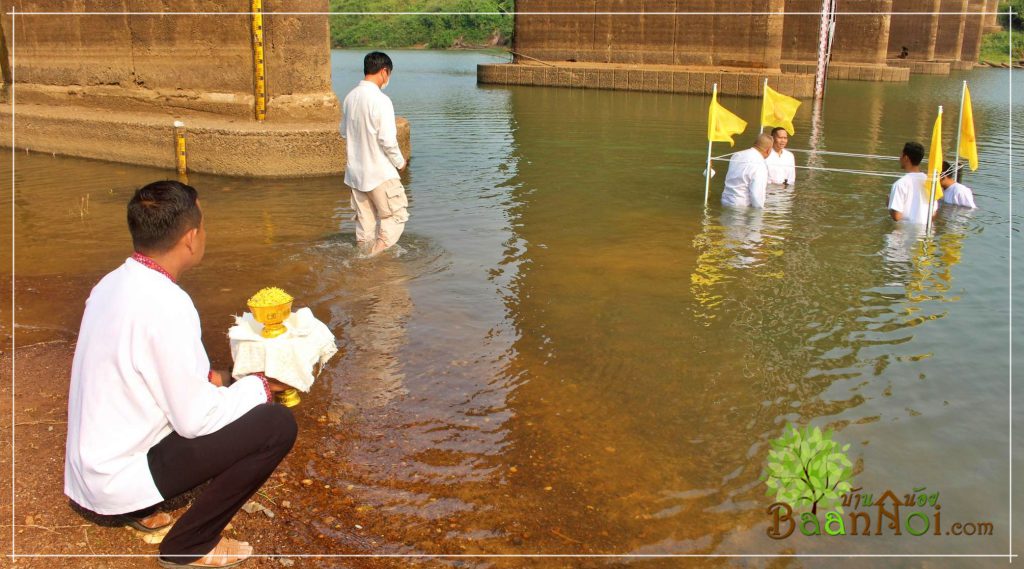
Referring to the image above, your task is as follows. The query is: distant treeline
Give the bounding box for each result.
[329,0,514,49]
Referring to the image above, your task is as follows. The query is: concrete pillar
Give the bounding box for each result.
[782,0,909,81]
[933,0,967,61]
[0,0,406,176]
[958,0,986,66]
[983,0,1002,33]
[887,0,941,61]
[783,0,895,64]
[830,0,893,66]
[781,0,820,62]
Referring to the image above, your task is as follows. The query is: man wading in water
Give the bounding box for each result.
[64,180,295,568]
[341,51,410,256]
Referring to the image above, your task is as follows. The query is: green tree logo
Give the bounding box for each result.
[763,425,854,515]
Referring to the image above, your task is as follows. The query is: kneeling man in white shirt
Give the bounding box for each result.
[65,180,294,568]
[722,133,773,209]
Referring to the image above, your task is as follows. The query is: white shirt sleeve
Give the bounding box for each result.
[749,164,768,208]
[339,94,349,140]
[888,180,906,212]
[134,305,267,439]
[376,96,406,170]
[786,151,796,184]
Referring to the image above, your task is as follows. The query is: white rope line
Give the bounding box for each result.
[793,164,903,178]
[782,149,897,159]
[710,151,740,160]
[708,156,903,178]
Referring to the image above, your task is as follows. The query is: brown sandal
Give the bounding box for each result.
[118,511,176,533]
[158,538,253,568]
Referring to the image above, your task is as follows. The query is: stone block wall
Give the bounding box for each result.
[477,62,815,97]
[514,0,786,70]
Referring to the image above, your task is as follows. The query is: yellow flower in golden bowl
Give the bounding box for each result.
[247,287,294,339]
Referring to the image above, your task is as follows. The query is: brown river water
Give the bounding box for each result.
[2,50,1022,567]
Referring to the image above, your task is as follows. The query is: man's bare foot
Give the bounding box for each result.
[369,239,390,256]
[159,537,253,568]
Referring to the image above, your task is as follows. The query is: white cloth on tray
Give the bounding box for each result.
[229,307,338,392]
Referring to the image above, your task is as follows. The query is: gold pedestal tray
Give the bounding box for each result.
[276,388,301,407]
[249,301,293,339]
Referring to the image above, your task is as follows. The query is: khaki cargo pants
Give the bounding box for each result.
[351,178,409,249]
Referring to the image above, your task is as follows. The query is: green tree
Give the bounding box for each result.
[329,0,514,49]
[763,425,854,515]
[997,0,1022,29]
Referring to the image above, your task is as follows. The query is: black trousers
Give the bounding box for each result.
[134,403,297,563]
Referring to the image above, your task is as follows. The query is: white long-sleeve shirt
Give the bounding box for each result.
[722,148,768,209]
[65,258,268,515]
[341,80,406,192]
[765,148,796,185]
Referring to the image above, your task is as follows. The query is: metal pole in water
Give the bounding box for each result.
[705,83,716,206]
[954,80,966,177]
[760,77,768,133]
[251,0,267,121]
[926,106,943,234]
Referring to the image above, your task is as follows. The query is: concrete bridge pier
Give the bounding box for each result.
[933,0,969,64]
[0,0,410,177]
[481,0,815,98]
[983,0,1002,33]
[886,0,953,75]
[781,0,910,82]
[955,0,987,69]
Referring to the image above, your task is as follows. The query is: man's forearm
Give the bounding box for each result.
[382,141,406,170]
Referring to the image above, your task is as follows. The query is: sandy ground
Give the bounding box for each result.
[0,342,410,569]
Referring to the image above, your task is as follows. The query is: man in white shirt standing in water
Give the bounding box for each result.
[888,141,938,224]
[765,127,796,186]
[341,51,409,256]
[722,133,772,209]
[939,161,978,209]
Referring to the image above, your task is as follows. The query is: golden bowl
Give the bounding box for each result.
[276,388,301,407]
[248,300,293,338]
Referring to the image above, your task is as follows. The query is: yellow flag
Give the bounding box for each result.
[959,85,978,171]
[924,109,944,203]
[708,90,747,147]
[761,84,802,135]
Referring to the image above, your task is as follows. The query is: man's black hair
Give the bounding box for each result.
[941,160,953,178]
[902,141,925,166]
[127,180,202,253]
[770,127,789,137]
[364,51,393,76]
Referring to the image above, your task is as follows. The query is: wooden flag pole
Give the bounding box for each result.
[704,83,717,206]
